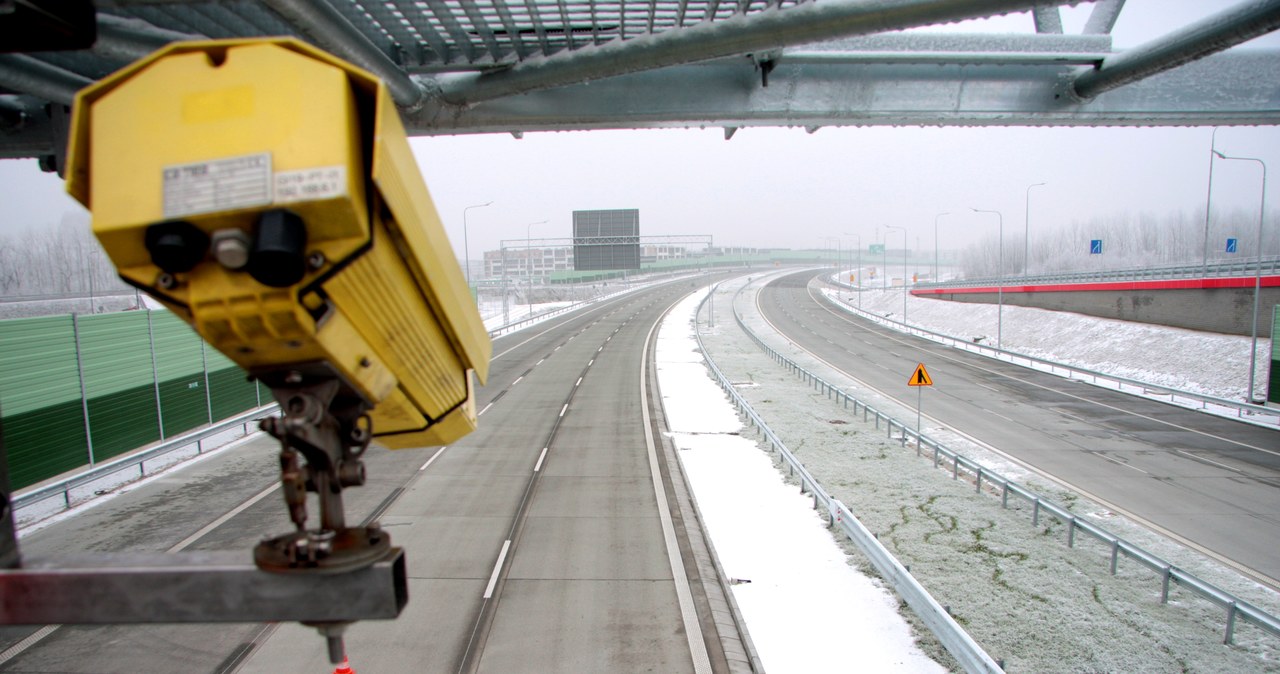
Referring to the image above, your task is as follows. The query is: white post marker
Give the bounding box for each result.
[908,363,934,444]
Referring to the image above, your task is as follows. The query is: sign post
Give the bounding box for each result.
[907,363,934,448]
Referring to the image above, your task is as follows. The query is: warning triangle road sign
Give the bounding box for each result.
[908,363,933,387]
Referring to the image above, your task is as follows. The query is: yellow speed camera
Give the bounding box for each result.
[65,38,490,449]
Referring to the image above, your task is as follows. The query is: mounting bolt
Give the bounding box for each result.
[307,251,326,270]
[157,272,178,290]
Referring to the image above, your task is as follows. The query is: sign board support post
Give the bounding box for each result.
[907,363,934,450]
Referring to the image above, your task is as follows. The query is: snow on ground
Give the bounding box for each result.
[656,290,945,673]
[695,271,1280,673]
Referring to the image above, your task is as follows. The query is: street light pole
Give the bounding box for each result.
[1024,183,1045,276]
[525,219,547,316]
[972,208,1005,349]
[844,231,862,310]
[1213,150,1267,403]
[886,225,907,323]
[462,201,492,291]
[1203,127,1222,274]
[934,212,949,282]
[501,242,509,325]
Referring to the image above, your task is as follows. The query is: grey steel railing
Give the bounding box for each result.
[917,256,1280,290]
[726,282,1280,646]
[14,404,278,517]
[827,278,1279,427]
[694,289,1005,674]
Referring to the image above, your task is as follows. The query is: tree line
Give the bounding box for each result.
[961,207,1280,279]
[0,214,129,297]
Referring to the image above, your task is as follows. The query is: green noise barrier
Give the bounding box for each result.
[0,310,264,490]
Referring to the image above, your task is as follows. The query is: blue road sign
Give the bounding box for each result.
[1090,239,1103,255]
[1227,238,1238,253]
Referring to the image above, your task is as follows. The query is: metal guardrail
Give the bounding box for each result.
[728,282,1280,647]
[827,278,1279,427]
[917,256,1280,290]
[693,289,1005,674]
[14,404,278,516]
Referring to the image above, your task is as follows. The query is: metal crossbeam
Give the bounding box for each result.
[2,0,1280,161]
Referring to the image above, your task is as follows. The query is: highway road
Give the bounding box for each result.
[0,276,745,673]
[754,270,1280,590]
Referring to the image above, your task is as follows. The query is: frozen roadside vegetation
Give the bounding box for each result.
[833,278,1271,406]
[698,272,1280,673]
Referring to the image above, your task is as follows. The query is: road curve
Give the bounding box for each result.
[0,277,744,673]
[755,270,1280,590]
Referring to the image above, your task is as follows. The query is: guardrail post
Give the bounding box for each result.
[1110,540,1120,575]
[147,309,166,441]
[1161,566,1172,604]
[952,454,959,480]
[1001,482,1009,508]
[1033,498,1041,527]
[71,314,96,467]
[975,468,983,493]
[934,445,940,468]
[1068,517,1077,547]
[1225,602,1238,644]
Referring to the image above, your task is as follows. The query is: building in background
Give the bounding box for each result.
[482,246,574,280]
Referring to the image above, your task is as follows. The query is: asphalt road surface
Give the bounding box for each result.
[754,270,1280,590]
[1,276,745,673]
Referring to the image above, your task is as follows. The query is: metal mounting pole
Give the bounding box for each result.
[1025,183,1045,275]
[1213,152,1267,402]
[462,201,492,291]
[972,208,1004,349]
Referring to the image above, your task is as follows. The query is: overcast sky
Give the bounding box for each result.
[1,1,1277,261]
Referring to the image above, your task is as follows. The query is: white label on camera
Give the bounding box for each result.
[273,166,347,204]
[162,153,272,218]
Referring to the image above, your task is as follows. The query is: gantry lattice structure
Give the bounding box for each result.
[2,0,1279,167]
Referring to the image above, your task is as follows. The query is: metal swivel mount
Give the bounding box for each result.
[254,365,391,574]
[254,365,393,663]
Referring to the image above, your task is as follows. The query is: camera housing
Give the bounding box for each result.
[65,38,491,449]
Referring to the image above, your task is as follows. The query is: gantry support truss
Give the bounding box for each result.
[2,0,1279,162]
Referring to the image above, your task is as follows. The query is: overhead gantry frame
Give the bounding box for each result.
[2,0,1280,163]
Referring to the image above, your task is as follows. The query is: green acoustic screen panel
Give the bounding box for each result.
[78,312,160,461]
[151,311,211,438]
[0,315,90,489]
[0,310,268,490]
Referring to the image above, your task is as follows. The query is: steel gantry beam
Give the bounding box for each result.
[2,0,1280,161]
[1070,0,1280,100]
[428,0,1079,106]
[258,0,429,109]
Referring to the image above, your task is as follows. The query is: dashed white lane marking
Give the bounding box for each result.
[168,482,280,553]
[420,446,447,472]
[483,540,512,599]
[533,447,549,472]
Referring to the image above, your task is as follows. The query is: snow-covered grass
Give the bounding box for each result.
[698,272,1280,672]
